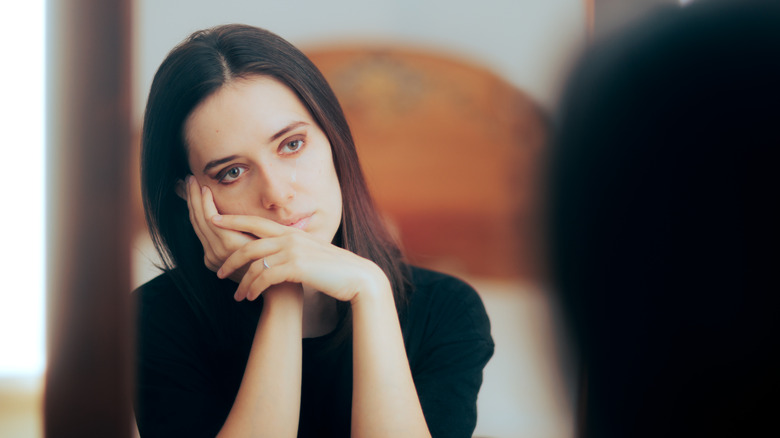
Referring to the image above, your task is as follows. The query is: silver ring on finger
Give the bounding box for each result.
[262,258,271,270]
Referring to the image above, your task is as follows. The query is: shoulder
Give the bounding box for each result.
[133,271,188,314]
[133,270,208,338]
[134,270,260,348]
[401,266,494,437]
[134,270,178,297]
[403,265,493,348]
[133,271,188,327]
[408,266,476,295]
[407,266,489,321]
[134,269,228,315]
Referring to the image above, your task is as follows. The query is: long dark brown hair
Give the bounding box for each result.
[141,24,410,340]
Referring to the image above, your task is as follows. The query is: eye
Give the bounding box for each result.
[218,166,246,183]
[280,138,304,154]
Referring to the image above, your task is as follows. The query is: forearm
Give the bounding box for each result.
[218,284,303,438]
[350,270,431,438]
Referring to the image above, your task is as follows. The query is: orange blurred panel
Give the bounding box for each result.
[307,47,547,279]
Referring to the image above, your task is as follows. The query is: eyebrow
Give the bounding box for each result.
[269,121,309,142]
[203,155,240,173]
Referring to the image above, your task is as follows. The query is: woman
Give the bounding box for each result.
[135,24,493,438]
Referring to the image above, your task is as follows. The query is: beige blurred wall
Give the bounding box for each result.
[133,0,587,125]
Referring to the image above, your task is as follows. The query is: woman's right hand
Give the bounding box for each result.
[185,175,254,283]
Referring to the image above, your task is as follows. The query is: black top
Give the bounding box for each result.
[134,266,494,437]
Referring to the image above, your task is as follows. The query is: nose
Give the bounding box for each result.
[257,161,295,210]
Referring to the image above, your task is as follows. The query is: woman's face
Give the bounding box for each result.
[184,75,343,243]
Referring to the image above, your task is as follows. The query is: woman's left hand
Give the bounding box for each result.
[212,214,390,303]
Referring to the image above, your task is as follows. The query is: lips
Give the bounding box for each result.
[282,213,313,230]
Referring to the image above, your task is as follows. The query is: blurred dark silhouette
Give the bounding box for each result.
[547,1,779,437]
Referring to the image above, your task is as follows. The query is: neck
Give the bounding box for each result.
[301,285,339,338]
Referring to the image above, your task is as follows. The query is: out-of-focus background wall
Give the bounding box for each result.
[133,0,584,121]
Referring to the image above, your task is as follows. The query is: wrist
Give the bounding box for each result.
[349,262,393,307]
[263,282,304,307]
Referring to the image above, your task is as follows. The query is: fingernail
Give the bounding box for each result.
[234,291,242,301]
[186,175,194,184]
[212,214,222,222]
[201,185,207,194]
[216,268,223,278]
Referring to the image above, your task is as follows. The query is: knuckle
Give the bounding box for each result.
[248,261,263,277]
[288,254,302,271]
[283,234,297,248]
[225,240,239,252]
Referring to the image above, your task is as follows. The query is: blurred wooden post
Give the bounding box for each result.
[45,0,134,436]
[585,0,594,38]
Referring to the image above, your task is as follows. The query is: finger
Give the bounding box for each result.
[239,259,300,302]
[201,185,220,221]
[185,176,209,247]
[191,180,220,242]
[234,254,280,301]
[243,270,271,301]
[187,176,221,269]
[199,185,235,244]
[218,238,283,279]
[198,183,257,248]
[212,213,289,239]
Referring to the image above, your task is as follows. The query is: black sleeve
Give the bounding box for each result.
[133,275,235,438]
[403,269,495,438]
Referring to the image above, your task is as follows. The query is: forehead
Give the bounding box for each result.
[184,76,314,163]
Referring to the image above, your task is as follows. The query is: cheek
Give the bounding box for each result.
[293,155,318,184]
[297,149,336,184]
[209,187,251,216]
[301,158,340,200]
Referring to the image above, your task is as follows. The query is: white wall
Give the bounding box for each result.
[134,0,586,122]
